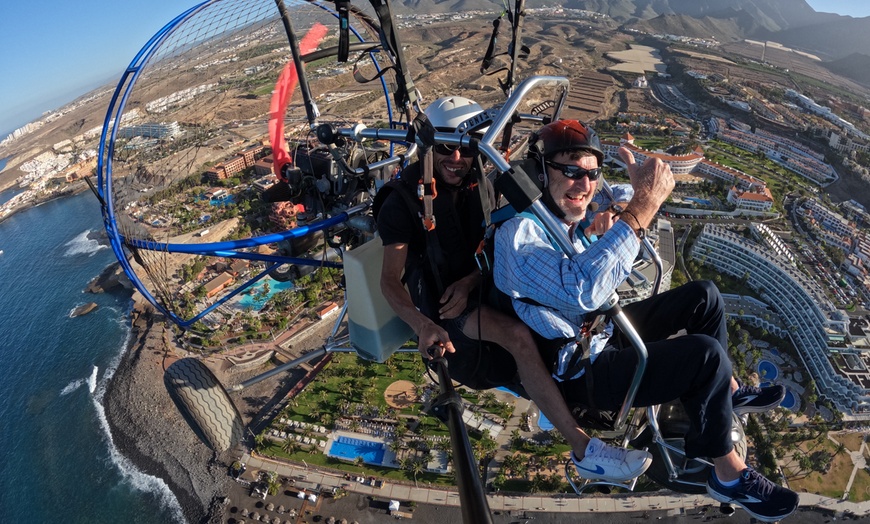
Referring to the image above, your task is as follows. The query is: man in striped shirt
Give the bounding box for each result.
[494,119,797,522]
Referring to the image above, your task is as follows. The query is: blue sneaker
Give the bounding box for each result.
[707,467,799,522]
[572,437,652,482]
[732,384,786,415]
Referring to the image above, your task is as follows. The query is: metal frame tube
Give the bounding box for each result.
[429,358,494,524]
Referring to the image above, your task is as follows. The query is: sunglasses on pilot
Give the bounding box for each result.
[545,161,602,181]
[434,144,474,157]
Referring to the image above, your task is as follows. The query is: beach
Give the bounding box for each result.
[103,301,232,524]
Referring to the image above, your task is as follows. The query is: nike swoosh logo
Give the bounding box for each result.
[576,464,606,476]
[736,394,758,404]
[732,495,763,504]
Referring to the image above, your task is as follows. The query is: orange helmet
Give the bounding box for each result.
[530,119,604,166]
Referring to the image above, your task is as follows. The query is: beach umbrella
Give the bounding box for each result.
[277,505,285,513]
[266,502,275,512]
[340,519,348,524]
[252,512,260,521]
[241,508,250,517]
[326,517,336,524]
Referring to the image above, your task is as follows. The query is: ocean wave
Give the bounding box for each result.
[60,365,99,396]
[64,229,108,257]
[93,314,187,522]
[60,377,87,396]
[88,365,98,394]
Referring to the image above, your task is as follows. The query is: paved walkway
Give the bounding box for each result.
[239,452,870,517]
[828,432,869,501]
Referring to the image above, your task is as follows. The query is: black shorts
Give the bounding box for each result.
[437,306,519,391]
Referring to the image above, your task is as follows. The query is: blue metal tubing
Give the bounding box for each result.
[95,1,396,326]
[120,205,363,255]
[180,262,283,328]
[110,206,350,327]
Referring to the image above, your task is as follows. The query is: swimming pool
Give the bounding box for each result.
[780,390,797,410]
[237,277,295,310]
[758,360,779,380]
[327,436,385,465]
[537,412,554,431]
[685,197,713,207]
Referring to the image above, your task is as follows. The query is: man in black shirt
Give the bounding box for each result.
[376,97,653,482]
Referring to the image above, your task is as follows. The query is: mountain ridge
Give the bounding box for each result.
[393,0,868,59]
[393,0,870,87]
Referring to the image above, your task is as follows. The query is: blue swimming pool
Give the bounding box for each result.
[327,436,385,465]
[537,412,554,431]
[781,390,797,410]
[758,360,779,380]
[686,197,713,207]
[237,277,295,310]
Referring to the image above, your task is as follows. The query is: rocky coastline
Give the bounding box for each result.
[103,302,232,524]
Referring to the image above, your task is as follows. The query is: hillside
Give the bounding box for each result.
[394,0,870,61]
[825,54,870,87]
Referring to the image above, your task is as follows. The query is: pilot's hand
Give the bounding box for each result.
[438,278,473,320]
[417,322,455,358]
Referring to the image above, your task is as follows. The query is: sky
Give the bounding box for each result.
[1,1,869,138]
[0,1,191,137]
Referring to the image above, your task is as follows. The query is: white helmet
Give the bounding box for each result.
[424,96,483,131]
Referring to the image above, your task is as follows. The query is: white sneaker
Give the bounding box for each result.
[572,437,652,481]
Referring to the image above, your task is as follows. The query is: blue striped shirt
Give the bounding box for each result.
[493,201,640,377]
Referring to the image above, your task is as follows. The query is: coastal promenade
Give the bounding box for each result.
[238,452,870,518]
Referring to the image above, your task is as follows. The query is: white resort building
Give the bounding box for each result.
[691,223,870,418]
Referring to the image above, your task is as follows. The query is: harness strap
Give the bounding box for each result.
[335,0,351,62]
[480,14,503,73]
[421,148,436,232]
[368,0,418,107]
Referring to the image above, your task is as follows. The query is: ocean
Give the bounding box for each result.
[0,191,183,522]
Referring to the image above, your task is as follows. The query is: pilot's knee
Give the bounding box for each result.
[502,320,536,357]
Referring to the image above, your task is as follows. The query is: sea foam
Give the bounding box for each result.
[60,366,99,396]
[64,229,108,257]
[93,322,187,522]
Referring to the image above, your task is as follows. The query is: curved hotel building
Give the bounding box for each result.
[692,224,870,418]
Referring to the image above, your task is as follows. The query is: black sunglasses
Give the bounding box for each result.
[434,144,474,157]
[545,161,602,181]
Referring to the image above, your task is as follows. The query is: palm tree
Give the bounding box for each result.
[339,381,353,398]
[411,459,425,487]
[282,438,300,456]
[254,432,267,453]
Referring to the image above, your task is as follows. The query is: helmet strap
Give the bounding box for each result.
[537,155,566,220]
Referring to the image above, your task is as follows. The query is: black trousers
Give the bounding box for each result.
[559,281,734,459]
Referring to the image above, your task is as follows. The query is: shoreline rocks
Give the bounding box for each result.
[86,262,133,294]
[71,302,99,317]
[103,303,231,524]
